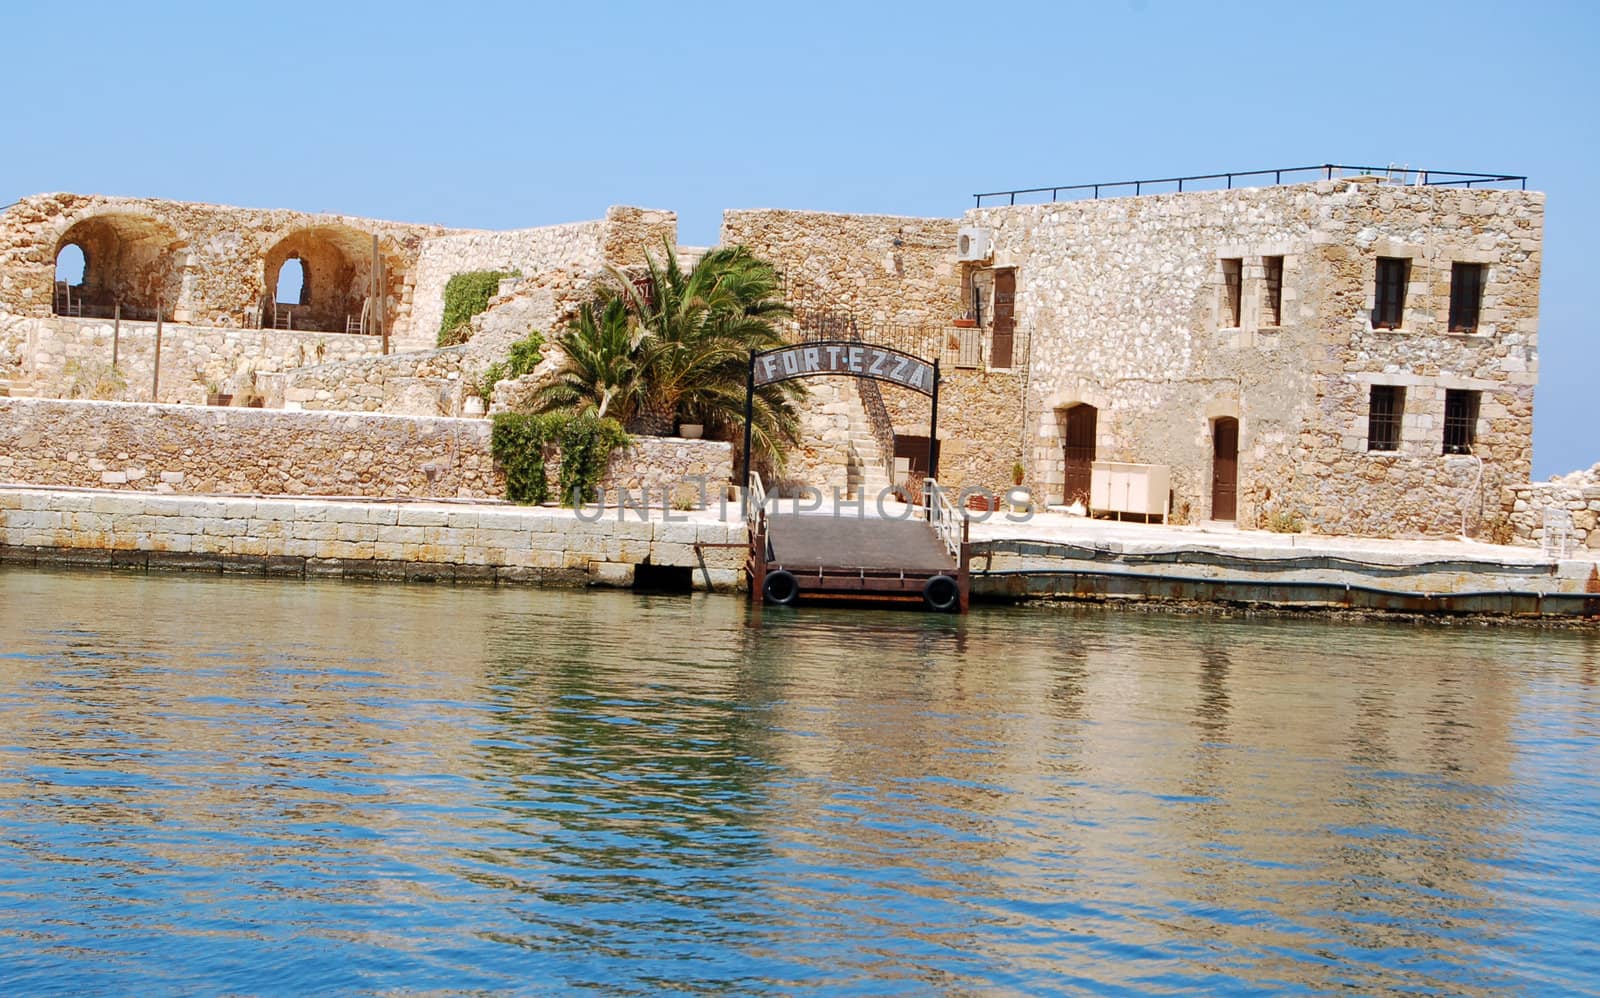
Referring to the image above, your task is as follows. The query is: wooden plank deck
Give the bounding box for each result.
[765,513,955,573]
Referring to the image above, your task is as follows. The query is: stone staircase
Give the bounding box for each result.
[0,377,42,398]
[784,378,894,501]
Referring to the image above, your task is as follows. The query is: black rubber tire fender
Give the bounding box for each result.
[923,574,960,613]
[762,569,800,606]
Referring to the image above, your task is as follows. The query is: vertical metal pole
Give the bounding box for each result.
[112,303,120,369]
[741,351,756,518]
[928,358,940,482]
[373,234,388,354]
[151,299,163,402]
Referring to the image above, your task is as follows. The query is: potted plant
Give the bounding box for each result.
[205,381,232,407]
[953,309,977,329]
[677,404,705,439]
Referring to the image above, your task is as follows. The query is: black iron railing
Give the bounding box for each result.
[788,308,1029,371]
[974,163,1529,207]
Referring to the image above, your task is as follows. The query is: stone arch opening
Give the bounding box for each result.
[261,225,376,333]
[52,213,183,320]
[275,256,307,305]
[55,243,86,285]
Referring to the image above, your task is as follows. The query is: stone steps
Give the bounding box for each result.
[788,378,894,500]
[0,379,42,398]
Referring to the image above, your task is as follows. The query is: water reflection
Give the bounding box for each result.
[0,569,1596,994]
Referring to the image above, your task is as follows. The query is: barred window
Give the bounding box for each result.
[1262,256,1284,326]
[1367,385,1404,452]
[1449,263,1486,333]
[1443,389,1480,454]
[1221,258,1242,327]
[1373,257,1409,330]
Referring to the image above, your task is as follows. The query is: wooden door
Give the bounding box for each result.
[1063,405,1096,505]
[1212,418,1238,521]
[991,269,1015,369]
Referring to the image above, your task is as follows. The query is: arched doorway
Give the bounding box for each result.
[1062,404,1097,506]
[1211,417,1239,521]
[52,214,182,320]
[261,226,376,333]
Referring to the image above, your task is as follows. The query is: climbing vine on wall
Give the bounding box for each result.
[438,270,517,346]
[490,411,629,506]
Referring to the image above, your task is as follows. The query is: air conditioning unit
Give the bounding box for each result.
[956,227,993,262]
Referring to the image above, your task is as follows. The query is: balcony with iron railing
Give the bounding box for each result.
[973,163,1528,208]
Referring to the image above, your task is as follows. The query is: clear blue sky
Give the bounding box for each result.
[3,1,1593,476]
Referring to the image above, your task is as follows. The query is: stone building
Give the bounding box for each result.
[728,173,1544,539]
[0,169,1551,541]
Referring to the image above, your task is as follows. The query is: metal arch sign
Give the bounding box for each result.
[752,341,936,397]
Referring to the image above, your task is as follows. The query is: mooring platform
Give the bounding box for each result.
[746,493,972,612]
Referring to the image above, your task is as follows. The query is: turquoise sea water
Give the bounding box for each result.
[1,568,1597,995]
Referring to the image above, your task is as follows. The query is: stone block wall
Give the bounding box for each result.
[967,179,1543,535]
[0,193,454,335]
[0,487,749,591]
[5,314,381,403]
[258,345,473,416]
[1506,464,1600,551]
[405,206,677,352]
[721,209,962,325]
[405,220,607,352]
[0,398,733,501]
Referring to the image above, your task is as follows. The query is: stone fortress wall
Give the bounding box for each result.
[721,209,1029,495]
[1507,463,1600,552]
[0,179,1574,547]
[2,312,382,405]
[969,180,1543,536]
[0,397,731,502]
[0,193,455,334]
[726,180,1543,538]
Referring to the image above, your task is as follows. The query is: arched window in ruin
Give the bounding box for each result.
[261,226,380,334]
[275,256,307,305]
[51,214,182,321]
[53,244,87,315]
[55,244,86,285]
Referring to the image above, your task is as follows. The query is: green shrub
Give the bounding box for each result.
[555,412,629,506]
[439,270,516,346]
[475,362,507,404]
[507,330,545,378]
[490,411,629,506]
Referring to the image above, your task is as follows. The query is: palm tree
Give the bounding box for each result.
[537,242,806,471]
[529,295,642,421]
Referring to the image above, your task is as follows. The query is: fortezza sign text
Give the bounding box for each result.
[753,342,935,396]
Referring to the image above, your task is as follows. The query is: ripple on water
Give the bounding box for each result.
[0,569,1597,994]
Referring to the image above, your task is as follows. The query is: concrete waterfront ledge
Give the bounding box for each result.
[3,484,1596,617]
[964,513,1600,617]
[0,485,748,591]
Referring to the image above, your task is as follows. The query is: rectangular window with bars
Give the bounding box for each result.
[1448,262,1486,333]
[1443,389,1480,454]
[1221,258,1242,327]
[1373,257,1409,330]
[1261,256,1284,326]
[1367,385,1404,452]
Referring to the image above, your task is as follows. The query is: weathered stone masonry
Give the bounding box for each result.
[0,398,732,502]
[967,180,1541,537]
[0,487,748,591]
[727,180,1543,539]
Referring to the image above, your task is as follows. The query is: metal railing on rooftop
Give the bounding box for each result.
[973,163,1529,207]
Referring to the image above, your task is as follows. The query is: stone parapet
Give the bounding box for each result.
[1506,463,1600,551]
[0,397,733,501]
[0,486,748,591]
